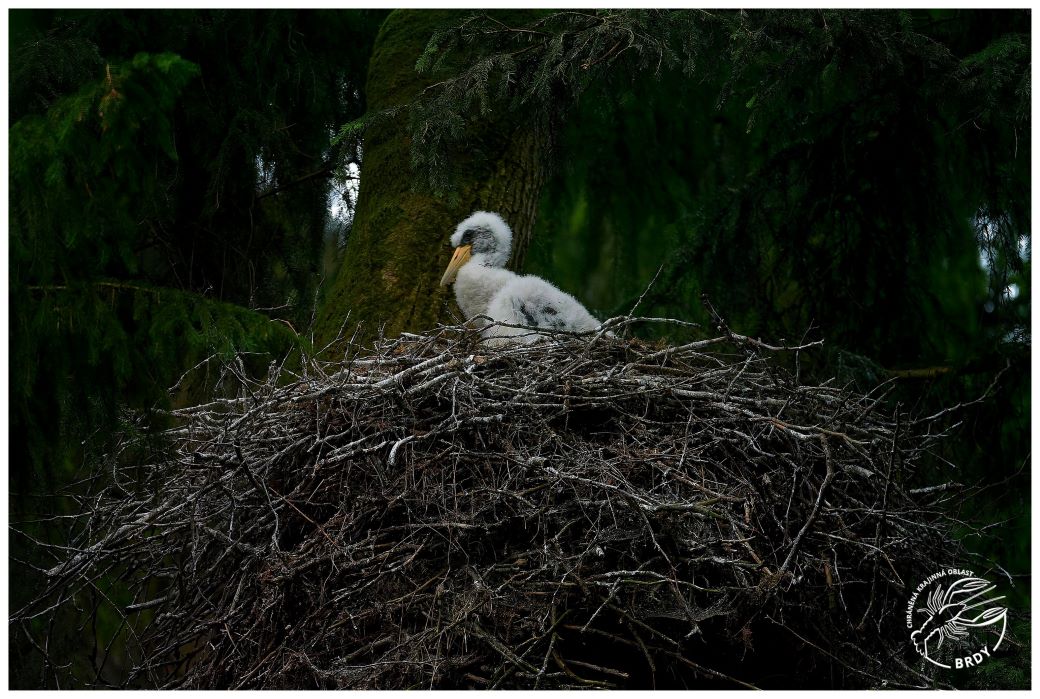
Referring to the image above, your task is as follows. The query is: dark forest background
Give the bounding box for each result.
[8,9,1030,688]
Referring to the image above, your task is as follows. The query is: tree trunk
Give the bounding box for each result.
[315,10,548,351]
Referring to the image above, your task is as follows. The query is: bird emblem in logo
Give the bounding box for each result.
[908,573,1008,670]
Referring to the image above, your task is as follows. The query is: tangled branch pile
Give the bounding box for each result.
[22,319,967,689]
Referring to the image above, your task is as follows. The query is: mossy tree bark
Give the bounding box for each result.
[315,10,548,351]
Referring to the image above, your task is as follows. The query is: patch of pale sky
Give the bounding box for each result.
[329,162,360,223]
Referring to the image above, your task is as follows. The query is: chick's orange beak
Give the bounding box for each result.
[440,245,472,286]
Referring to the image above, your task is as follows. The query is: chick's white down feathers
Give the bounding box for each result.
[444,211,604,343]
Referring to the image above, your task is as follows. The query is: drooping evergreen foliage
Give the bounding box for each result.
[10,10,386,484]
[408,10,1028,356]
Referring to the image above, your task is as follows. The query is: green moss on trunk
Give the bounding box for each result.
[315,10,547,351]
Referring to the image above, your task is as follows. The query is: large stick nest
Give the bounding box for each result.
[24,318,967,688]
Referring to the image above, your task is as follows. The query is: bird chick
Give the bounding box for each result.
[440,211,605,344]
